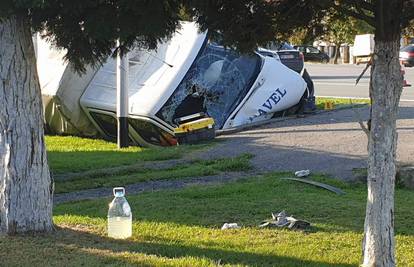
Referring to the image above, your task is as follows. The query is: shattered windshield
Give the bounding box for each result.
[157,40,262,129]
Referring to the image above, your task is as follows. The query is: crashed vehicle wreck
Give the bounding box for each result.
[39,22,308,147]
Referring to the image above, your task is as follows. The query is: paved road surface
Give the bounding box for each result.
[306,63,414,101]
[199,102,414,180]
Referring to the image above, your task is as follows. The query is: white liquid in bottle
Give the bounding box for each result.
[107,187,132,239]
[108,216,132,239]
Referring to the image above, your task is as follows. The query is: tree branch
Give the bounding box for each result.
[350,98,370,137]
[402,4,414,25]
[337,0,374,12]
[333,5,376,27]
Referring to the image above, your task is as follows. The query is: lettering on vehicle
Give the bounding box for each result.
[250,88,287,120]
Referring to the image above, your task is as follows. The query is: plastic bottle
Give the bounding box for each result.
[108,187,132,239]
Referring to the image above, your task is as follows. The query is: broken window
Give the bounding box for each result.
[128,118,177,147]
[157,41,262,129]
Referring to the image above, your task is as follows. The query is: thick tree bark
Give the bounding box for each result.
[0,15,53,234]
[333,44,341,64]
[362,1,403,266]
[362,37,402,267]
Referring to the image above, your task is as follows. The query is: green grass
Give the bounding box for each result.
[47,136,247,194]
[55,154,253,193]
[46,136,212,174]
[2,174,413,266]
[316,97,370,110]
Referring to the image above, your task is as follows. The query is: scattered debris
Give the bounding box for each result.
[282,177,345,195]
[221,223,241,230]
[294,170,310,177]
[259,211,311,230]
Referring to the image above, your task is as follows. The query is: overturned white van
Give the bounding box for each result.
[38,22,307,147]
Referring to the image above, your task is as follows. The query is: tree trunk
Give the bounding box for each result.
[333,45,341,64]
[362,1,403,265]
[362,39,402,267]
[0,15,53,234]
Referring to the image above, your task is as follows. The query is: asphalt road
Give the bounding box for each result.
[306,63,414,101]
[199,102,414,180]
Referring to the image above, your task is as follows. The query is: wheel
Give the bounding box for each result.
[321,58,329,64]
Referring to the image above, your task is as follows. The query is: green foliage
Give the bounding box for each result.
[184,1,281,53]
[0,0,183,72]
[325,13,373,45]
[1,0,384,71]
[403,19,414,36]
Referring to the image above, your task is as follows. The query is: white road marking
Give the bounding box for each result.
[316,95,414,102]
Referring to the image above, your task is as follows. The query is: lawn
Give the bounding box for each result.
[55,154,252,193]
[1,174,413,266]
[45,136,251,194]
[46,135,211,174]
[7,135,410,266]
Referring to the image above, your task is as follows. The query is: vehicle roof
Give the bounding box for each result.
[80,22,207,116]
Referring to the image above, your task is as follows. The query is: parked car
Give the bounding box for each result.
[400,44,414,67]
[258,42,304,73]
[257,43,316,113]
[294,45,330,63]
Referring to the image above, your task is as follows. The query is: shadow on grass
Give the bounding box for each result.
[34,227,357,266]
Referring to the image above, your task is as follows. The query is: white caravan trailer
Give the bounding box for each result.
[36,34,99,137]
[39,22,307,147]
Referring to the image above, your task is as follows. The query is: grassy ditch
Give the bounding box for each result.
[55,154,253,193]
[46,135,213,174]
[46,136,251,194]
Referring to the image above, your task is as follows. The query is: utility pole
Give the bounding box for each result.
[116,45,129,148]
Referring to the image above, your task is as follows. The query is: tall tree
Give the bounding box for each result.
[0,0,183,234]
[185,1,413,266]
[0,14,54,234]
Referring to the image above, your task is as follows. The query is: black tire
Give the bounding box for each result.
[321,58,329,64]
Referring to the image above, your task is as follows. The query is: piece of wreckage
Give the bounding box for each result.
[38,22,311,147]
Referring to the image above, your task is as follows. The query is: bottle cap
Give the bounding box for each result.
[113,187,125,197]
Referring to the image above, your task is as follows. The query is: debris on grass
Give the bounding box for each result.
[221,223,241,230]
[294,170,310,177]
[259,211,311,230]
[282,177,346,195]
